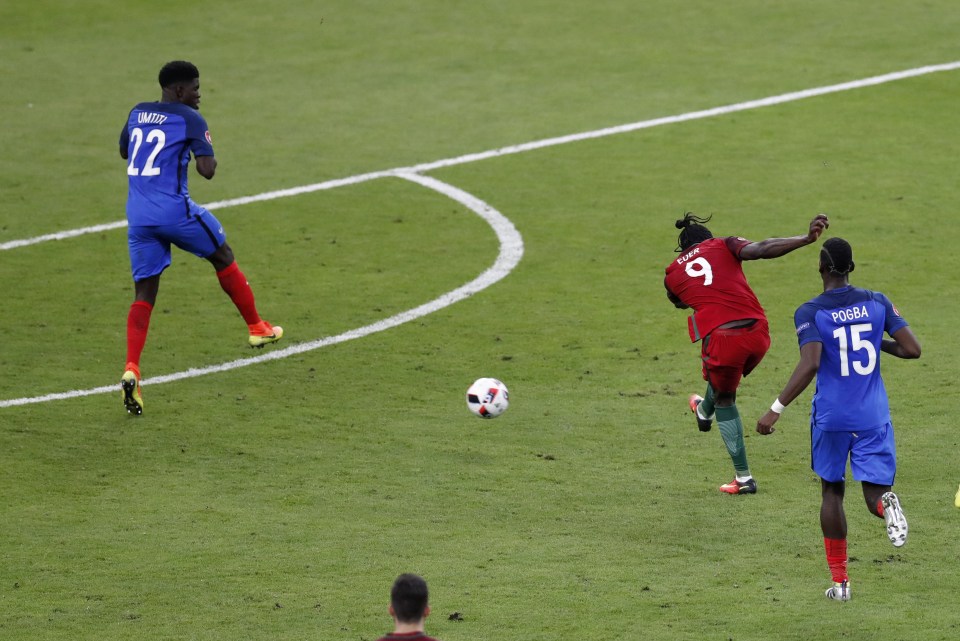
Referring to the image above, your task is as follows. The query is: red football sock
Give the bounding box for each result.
[126,301,153,371]
[824,537,848,583]
[216,261,262,327]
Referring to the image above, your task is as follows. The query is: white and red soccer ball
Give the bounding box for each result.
[466,378,509,418]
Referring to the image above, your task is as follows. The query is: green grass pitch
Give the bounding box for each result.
[2,2,960,640]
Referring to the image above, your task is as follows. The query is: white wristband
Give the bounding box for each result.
[771,399,786,414]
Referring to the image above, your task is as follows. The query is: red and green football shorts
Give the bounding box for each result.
[700,318,770,394]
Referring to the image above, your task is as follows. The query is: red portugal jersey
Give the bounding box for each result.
[664,237,766,342]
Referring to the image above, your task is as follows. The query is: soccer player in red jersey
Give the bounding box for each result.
[376,574,441,641]
[664,212,829,494]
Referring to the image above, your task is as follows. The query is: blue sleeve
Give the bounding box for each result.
[794,303,821,348]
[184,110,214,157]
[874,292,909,336]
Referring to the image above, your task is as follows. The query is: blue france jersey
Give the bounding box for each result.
[794,286,909,432]
[120,102,214,226]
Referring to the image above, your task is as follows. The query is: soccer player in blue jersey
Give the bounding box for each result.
[755,238,921,601]
[119,61,283,415]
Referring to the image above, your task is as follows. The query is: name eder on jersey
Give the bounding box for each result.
[675,246,704,266]
[831,304,870,324]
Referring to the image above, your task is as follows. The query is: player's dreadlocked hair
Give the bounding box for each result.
[675,212,714,252]
[820,237,855,276]
[158,61,200,88]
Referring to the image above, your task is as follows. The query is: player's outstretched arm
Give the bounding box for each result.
[756,341,821,435]
[739,214,829,261]
[882,326,921,359]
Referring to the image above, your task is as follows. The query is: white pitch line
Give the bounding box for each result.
[3,60,958,253]
[0,220,129,251]
[0,174,523,408]
[406,60,960,174]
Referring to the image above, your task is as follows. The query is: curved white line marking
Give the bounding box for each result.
[0,175,523,408]
[3,60,959,252]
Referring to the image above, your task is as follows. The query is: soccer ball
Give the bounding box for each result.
[466,378,509,418]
